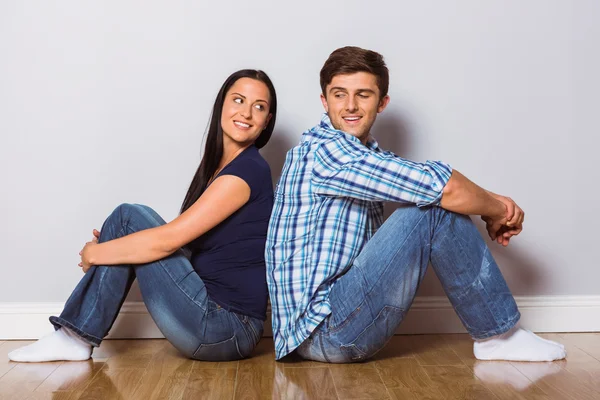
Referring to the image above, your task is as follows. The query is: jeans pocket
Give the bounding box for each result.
[232,313,263,358]
[338,305,404,362]
[339,343,368,362]
[192,335,244,361]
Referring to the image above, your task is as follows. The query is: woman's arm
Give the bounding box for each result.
[82,175,251,266]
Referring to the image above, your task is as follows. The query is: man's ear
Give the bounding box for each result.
[320,93,329,112]
[377,95,390,113]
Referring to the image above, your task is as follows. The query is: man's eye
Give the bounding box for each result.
[358,94,369,99]
[334,93,345,98]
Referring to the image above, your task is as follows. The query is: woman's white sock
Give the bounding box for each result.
[474,325,566,362]
[8,327,92,362]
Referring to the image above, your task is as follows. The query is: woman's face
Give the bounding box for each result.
[220,77,272,148]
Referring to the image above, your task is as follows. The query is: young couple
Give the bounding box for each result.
[9,46,566,364]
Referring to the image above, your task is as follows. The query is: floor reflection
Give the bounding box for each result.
[474,360,563,391]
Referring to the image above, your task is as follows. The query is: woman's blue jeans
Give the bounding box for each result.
[50,203,264,361]
[296,206,521,363]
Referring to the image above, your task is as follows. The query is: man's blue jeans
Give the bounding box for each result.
[49,204,264,361]
[296,206,521,363]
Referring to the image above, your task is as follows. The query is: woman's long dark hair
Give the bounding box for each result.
[180,69,277,214]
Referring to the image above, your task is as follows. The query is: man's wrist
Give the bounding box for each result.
[488,197,506,220]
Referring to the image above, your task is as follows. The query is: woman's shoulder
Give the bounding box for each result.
[237,146,271,174]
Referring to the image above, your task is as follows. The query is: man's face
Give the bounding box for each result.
[321,72,390,144]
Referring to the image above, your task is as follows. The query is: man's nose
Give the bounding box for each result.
[345,97,358,112]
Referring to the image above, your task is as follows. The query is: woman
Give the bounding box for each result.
[9,69,277,362]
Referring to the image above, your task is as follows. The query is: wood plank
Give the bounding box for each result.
[90,340,125,362]
[34,361,105,393]
[188,360,239,369]
[1,334,598,400]
[471,361,551,400]
[328,363,389,399]
[422,365,497,400]
[131,345,194,400]
[375,357,444,400]
[0,341,34,379]
[561,333,600,361]
[370,335,416,362]
[25,391,73,400]
[272,365,337,399]
[409,335,463,367]
[543,334,600,394]
[440,334,477,367]
[71,365,146,400]
[0,362,62,400]
[103,339,165,369]
[511,360,599,400]
[234,340,275,400]
[183,368,236,400]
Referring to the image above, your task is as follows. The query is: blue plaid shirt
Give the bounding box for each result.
[266,114,453,359]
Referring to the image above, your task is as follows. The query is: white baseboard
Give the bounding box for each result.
[1,296,599,340]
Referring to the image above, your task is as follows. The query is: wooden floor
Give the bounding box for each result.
[1,333,599,399]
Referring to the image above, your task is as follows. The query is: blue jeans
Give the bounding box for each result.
[296,206,520,363]
[50,204,264,361]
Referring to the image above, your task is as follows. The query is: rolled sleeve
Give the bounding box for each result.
[312,136,452,206]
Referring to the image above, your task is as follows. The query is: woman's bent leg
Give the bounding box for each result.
[49,204,149,346]
[118,204,263,361]
[133,245,263,361]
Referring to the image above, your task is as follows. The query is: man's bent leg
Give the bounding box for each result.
[428,207,520,339]
[298,206,524,363]
[297,206,564,363]
[297,206,435,363]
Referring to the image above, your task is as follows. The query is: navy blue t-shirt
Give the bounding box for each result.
[187,145,273,320]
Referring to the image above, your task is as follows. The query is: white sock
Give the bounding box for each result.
[8,327,92,362]
[473,325,566,362]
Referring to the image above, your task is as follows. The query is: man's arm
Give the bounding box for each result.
[440,170,505,218]
[312,135,524,246]
[440,170,525,246]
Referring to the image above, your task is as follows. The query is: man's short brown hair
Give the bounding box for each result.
[320,46,389,99]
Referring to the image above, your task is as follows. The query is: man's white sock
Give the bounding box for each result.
[8,327,92,362]
[473,325,566,362]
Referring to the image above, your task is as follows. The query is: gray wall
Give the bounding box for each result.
[1,1,598,303]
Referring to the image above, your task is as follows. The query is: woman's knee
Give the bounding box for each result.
[108,203,163,229]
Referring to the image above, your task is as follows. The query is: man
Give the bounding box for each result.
[266,46,566,363]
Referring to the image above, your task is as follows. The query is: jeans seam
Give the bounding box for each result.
[452,247,491,302]
[317,334,331,363]
[155,257,207,312]
[80,225,127,330]
[329,209,429,333]
[353,209,430,303]
[444,233,512,333]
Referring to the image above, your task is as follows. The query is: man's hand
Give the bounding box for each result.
[78,229,100,272]
[482,193,525,247]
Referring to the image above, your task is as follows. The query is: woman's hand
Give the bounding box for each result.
[78,229,100,273]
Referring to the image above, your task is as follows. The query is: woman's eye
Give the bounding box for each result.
[234,98,243,104]
[255,104,265,111]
